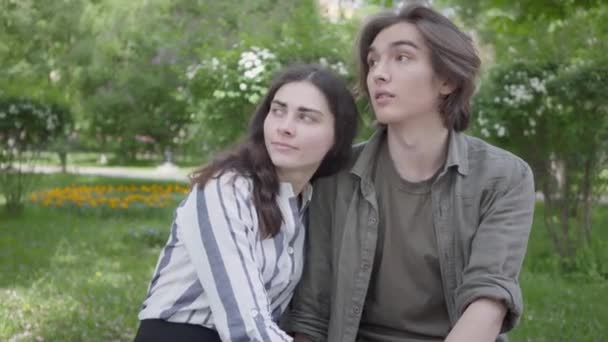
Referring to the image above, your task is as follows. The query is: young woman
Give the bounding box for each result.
[135,64,359,341]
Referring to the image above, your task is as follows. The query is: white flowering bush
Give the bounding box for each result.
[176,0,357,156]
[182,46,282,152]
[473,60,608,261]
[0,97,72,213]
[0,98,71,155]
[182,38,354,154]
[474,64,556,141]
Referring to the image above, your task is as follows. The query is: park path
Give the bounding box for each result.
[24,163,190,182]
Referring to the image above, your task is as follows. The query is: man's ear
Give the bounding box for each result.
[439,78,457,96]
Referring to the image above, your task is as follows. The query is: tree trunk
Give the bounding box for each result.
[58,151,68,173]
[541,173,565,257]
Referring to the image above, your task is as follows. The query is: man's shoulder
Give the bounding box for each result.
[461,134,533,186]
[312,141,368,191]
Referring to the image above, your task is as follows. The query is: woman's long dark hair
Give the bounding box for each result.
[190,64,359,238]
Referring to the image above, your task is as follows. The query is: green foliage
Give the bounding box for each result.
[438,0,608,259]
[0,96,73,213]
[76,1,191,160]
[0,98,71,149]
[182,1,357,156]
[183,46,281,151]
[0,0,87,85]
[441,0,608,64]
[0,0,367,162]
[473,59,608,257]
[524,204,608,281]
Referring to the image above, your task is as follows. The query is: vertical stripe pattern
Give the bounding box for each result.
[138,172,311,342]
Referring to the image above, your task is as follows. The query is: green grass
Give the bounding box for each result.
[1,174,607,341]
[1,175,178,341]
[512,272,607,341]
[509,203,608,341]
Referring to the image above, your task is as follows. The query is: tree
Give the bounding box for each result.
[0,0,91,169]
[473,60,608,258]
[440,0,608,258]
[181,0,358,157]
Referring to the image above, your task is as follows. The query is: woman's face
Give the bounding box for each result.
[263,81,335,179]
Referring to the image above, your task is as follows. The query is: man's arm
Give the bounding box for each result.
[283,176,336,341]
[453,158,536,338]
[445,298,506,342]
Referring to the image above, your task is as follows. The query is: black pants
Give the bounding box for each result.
[134,319,222,342]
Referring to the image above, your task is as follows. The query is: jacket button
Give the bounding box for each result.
[353,306,361,315]
[368,216,377,225]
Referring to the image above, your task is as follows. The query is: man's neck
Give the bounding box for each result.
[386,115,449,183]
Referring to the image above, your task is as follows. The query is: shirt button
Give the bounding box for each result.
[287,246,294,255]
[368,216,377,225]
[361,263,370,270]
[352,306,361,315]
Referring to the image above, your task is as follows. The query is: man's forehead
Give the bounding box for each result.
[370,22,425,50]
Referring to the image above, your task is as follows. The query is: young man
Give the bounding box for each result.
[285,4,535,342]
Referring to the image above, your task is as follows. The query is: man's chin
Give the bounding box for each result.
[374,113,403,125]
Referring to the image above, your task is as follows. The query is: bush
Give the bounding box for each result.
[180,2,358,158]
[473,59,608,258]
[0,97,72,213]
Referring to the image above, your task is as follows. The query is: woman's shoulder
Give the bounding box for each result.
[196,170,254,201]
[178,170,254,218]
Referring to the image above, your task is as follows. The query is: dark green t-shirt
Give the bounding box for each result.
[358,139,451,342]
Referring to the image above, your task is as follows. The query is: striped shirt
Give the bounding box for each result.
[139,172,312,342]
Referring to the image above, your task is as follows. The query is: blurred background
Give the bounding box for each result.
[1,0,606,340]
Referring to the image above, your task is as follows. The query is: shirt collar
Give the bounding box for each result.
[279,181,313,204]
[350,127,469,182]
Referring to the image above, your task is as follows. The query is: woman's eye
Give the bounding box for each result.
[270,107,284,116]
[397,54,410,62]
[298,113,315,123]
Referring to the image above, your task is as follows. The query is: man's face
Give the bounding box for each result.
[366,22,452,126]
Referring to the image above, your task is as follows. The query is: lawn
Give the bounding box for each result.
[1,175,182,341]
[1,174,607,341]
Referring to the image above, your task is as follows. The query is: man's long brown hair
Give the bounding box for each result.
[190,64,359,238]
[356,4,481,132]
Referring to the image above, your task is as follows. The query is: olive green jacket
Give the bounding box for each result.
[284,129,535,342]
